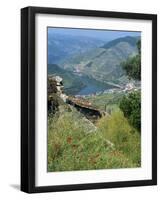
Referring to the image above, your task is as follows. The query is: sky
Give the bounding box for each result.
[48,27,141,41]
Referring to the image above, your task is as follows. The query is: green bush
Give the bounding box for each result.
[122,55,141,80]
[121,40,141,81]
[119,91,141,131]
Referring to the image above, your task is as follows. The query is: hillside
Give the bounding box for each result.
[61,36,140,85]
[48,106,141,172]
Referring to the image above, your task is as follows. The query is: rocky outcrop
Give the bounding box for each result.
[48,75,65,113]
[67,96,107,123]
[48,75,108,122]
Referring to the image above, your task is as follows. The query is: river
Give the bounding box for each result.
[75,75,115,95]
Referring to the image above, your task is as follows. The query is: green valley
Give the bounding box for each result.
[61,36,140,85]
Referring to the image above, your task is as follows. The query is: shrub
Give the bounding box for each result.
[121,40,141,81]
[119,91,141,131]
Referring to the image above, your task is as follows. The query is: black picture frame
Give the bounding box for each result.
[21,6,157,193]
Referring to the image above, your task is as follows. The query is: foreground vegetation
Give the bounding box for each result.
[48,105,141,172]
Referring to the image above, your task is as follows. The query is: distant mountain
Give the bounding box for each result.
[48,33,105,64]
[102,36,139,49]
[61,36,140,84]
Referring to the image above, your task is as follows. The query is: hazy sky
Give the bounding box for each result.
[48,27,141,41]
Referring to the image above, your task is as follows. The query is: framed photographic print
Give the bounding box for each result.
[21,6,157,193]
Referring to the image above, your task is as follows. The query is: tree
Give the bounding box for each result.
[122,40,141,81]
[119,91,141,131]
[120,40,141,131]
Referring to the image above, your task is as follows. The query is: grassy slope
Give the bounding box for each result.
[48,103,141,172]
[85,92,125,112]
